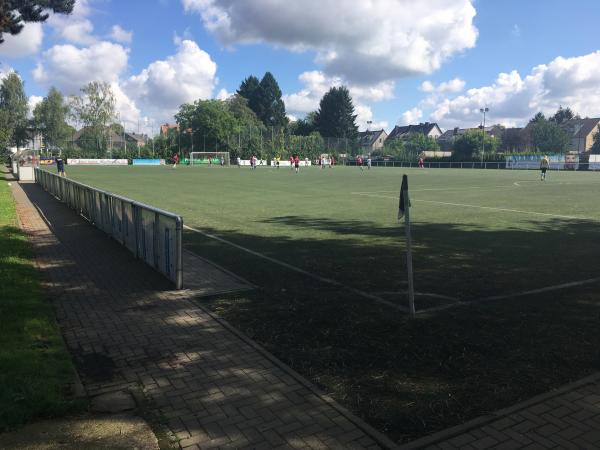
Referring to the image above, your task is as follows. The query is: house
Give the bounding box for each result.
[438,126,505,151]
[560,118,600,153]
[358,129,388,153]
[72,128,148,150]
[387,122,443,141]
[160,123,179,136]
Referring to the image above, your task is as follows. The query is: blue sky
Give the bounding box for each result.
[2,0,600,134]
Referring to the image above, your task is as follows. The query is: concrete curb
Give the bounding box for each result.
[400,372,600,449]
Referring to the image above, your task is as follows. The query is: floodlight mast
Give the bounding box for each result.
[480,107,489,163]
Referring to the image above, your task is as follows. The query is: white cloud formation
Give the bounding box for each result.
[47,0,97,45]
[400,107,424,125]
[283,70,392,131]
[182,0,478,83]
[425,50,600,128]
[33,42,129,95]
[0,23,44,58]
[28,95,44,118]
[110,25,133,44]
[420,78,465,94]
[124,39,218,122]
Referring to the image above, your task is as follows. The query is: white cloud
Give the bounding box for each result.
[0,23,44,58]
[511,24,521,38]
[182,0,478,83]
[28,95,44,118]
[47,0,97,45]
[400,108,423,125]
[124,39,218,122]
[33,42,129,95]
[110,25,133,44]
[427,50,600,128]
[283,70,392,131]
[216,88,232,100]
[420,78,465,94]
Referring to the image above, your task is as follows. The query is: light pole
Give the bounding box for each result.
[480,107,489,163]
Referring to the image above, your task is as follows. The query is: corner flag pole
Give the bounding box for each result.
[399,174,416,317]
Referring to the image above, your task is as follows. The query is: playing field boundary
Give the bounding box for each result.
[351,192,599,221]
[417,276,600,314]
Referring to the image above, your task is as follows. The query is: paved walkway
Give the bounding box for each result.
[11,180,394,450]
[402,373,600,449]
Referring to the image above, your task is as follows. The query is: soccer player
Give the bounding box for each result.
[357,156,363,171]
[220,155,224,166]
[294,155,300,173]
[418,156,425,168]
[330,155,334,168]
[275,156,280,168]
[540,155,550,180]
[367,156,372,170]
[55,156,66,177]
[289,155,294,170]
[172,153,179,168]
[236,156,241,167]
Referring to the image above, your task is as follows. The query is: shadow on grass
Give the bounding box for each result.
[16,182,600,444]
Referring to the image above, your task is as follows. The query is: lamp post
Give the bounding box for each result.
[480,107,489,163]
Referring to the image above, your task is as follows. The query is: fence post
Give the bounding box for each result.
[175,217,183,289]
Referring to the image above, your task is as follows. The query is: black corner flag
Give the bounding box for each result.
[398,174,409,220]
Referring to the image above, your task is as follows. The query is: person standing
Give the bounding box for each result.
[220,155,225,167]
[357,156,363,171]
[55,156,66,177]
[294,155,300,173]
[540,155,550,181]
[418,156,425,169]
[289,155,294,170]
[172,153,179,168]
[367,156,372,170]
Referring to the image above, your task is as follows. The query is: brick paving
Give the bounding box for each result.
[11,180,394,450]
[402,373,600,449]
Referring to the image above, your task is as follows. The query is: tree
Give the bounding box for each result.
[254,72,287,127]
[32,87,71,149]
[237,75,260,117]
[0,72,28,149]
[404,132,440,156]
[530,118,570,153]
[549,106,579,124]
[226,94,262,128]
[289,112,317,136]
[70,81,116,152]
[0,0,75,43]
[314,86,358,140]
[452,129,498,161]
[529,112,546,124]
[592,131,600,154]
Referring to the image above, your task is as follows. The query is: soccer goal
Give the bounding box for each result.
[189,152,230,166]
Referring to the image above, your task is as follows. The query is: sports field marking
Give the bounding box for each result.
[418,276,600,314]
[351,192,598,221]
[184,224,410,312]
[352,185,514,195]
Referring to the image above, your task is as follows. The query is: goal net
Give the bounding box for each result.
[189,152,230,166]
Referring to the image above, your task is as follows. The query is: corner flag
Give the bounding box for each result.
[398,174,410,220]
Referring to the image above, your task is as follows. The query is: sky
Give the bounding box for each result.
[3,0,600,136]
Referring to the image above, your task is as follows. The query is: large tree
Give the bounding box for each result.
[452,129,498,161]
[33,86,71,149]
[70,81,116,151]
[289,112,317,136]
[530,118,570,153]
[237,75,260,117]
[254,72,287,127]
[314,86,358,139]
[549,106,578,124]
[0,72,28,149]
[0,0,75,43]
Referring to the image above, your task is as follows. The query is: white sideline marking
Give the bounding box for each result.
[418,277,600,314]
[351,192,598,221]
[183,225,409,312]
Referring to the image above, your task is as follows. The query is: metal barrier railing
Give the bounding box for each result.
[35,168,183,289]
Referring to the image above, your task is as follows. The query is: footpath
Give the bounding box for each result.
[10,179,393,450]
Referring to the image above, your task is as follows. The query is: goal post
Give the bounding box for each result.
[189,152,230,166]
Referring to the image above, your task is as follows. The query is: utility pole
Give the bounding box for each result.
[480,107,489,163]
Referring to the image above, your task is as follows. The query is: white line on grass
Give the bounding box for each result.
[351,192,598,221]
[417,277,600,314]
[184,224,410,312]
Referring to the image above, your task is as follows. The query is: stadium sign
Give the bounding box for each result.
[67,159,128,165]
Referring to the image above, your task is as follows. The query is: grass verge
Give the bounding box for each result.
[0,168,82,431]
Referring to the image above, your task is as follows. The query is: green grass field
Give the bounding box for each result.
[57,164,600,442]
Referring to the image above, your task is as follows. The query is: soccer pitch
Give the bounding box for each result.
[47,164,600,441]
[62,165,600,312]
